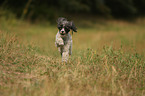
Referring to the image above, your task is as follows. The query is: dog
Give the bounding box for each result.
[55,17,77,63]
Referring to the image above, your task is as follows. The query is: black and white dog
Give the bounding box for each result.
[55,17,77,62]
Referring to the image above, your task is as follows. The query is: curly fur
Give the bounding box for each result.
[55,17,77,62]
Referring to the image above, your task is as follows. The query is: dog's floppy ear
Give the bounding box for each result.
[70,21,77,32]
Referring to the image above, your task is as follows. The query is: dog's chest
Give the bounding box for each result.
[55,32,72,46]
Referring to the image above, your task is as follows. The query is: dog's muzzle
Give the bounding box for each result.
[59,28,66,36]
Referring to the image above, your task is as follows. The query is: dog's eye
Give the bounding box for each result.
[65,27,70,32]
[58,27,62,30]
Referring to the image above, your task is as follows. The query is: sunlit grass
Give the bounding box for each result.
[0,18,145,96]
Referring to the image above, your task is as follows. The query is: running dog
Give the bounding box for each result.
[55,17,77,62]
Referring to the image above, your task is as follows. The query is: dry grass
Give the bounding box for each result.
[0,18,145,96]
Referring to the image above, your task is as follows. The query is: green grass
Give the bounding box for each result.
[0,18,145,96]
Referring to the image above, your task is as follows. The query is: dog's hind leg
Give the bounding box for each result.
[69,42,72,55]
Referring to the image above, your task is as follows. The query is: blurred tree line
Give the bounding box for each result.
[0,0,145,21]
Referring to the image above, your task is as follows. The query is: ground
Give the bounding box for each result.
[0,18,145,96]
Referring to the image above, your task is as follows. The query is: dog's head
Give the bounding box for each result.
[57,17,77,37]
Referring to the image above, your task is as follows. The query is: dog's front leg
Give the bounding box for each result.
[62,51,69,63]
[62,43,70,63]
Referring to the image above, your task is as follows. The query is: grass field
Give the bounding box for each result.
[0,17,145,96]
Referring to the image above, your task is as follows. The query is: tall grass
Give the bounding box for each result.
[0,32,42,86]
[0,18,145,96]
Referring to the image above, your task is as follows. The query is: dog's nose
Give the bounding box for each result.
[60,31,65,34]
[60,28,65,34]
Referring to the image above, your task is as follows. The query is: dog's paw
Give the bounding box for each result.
[58,40,64,45]
[59,43,64,46]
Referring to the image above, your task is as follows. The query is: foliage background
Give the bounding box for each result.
[1,0,145,21]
